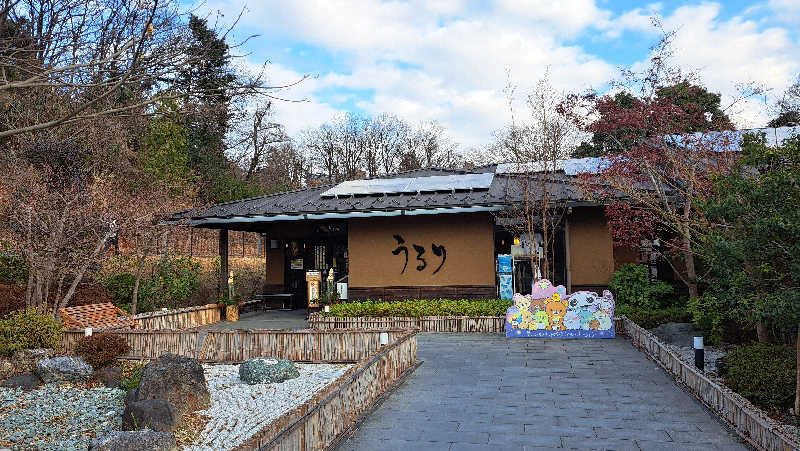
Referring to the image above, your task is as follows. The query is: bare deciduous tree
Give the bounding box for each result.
[0,0,302,138]
[493,73,581,284]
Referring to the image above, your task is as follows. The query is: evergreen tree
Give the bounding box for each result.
[177,15,256,202]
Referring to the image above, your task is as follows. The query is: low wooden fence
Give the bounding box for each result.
[308,313,506,333]
[235,330,419,450]
[62,328,411,363]
[618,316,800,451]
[133,304,221,330]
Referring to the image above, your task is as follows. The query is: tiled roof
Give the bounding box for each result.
[169,168,588,224]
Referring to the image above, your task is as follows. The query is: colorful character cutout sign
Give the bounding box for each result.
[505,279,615,338]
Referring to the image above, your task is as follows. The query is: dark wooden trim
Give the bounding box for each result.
[348,285,496,300]
[571,284,609,292]
[219,229,228,297]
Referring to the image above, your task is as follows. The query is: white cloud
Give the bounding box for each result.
[201,0,800,149]
[659,3,800,128]
[235,60,341,136]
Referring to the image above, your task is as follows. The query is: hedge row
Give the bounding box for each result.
[615,305,692,329]
[324,299,512,318]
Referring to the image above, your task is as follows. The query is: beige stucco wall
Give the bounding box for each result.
[568,207,615,286]
[348,213,495,288]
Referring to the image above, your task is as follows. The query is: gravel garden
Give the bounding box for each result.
[0,309,355,451]
[0,352,351,450]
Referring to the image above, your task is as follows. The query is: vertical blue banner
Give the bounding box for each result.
[499,274,513,301]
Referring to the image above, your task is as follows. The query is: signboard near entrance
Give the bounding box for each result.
[306,271,321,308]
[291,258,304,270]
[505,279,615,338]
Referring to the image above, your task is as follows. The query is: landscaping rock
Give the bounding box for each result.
[649,322,702,347]
[1,373,40,390]
[125,387,139,407]
[0,357,15,379]
[12,348,54,372]
[239,357,300,385]
[90,430,177,451]
[121,399,182,432]
[137,353,209,415]
[93,366,123,388]
[36,356,93,383]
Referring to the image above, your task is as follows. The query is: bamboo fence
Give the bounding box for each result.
[234,330,419,451]
[308,313,506,333]
[133,304,221,330]
[61,328,411,363]
[618,316,800,451]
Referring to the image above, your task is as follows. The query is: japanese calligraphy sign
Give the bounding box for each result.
[505,279,615,339]
[347,214,495,288]
[392,234,447,275]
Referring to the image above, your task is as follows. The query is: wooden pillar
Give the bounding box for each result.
[564,216,571,293]
[219,229,229,296]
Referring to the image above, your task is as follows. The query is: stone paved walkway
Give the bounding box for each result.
[199,309,308,330]
[337,334,749,451]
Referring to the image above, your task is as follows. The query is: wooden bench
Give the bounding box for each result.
[59,302,136,330]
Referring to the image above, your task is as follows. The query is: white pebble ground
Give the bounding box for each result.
[183,362,352,450]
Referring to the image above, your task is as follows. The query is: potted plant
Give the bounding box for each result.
[219,294,241,322]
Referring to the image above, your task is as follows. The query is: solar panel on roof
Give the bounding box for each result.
[321,173,494,197]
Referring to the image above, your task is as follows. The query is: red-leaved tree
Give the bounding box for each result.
[570,25,752,299]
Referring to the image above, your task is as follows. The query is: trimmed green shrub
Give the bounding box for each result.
[688,293,726,345]
[724,343,796,410]
[608,264,674,309]
[615,305,692,329]
[325,299,512,318]
[0,253,29,285]
[75,333,130,368]
[0,309,63,357]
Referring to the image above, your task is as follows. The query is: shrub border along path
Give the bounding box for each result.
[618,315,799,451]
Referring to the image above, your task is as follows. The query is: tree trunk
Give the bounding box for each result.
[131,253,147,316]
[682,226,700,299]
[795,327,799,416]
[57,225,116,315]
[756,321,770,343]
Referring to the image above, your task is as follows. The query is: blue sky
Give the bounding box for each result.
[196,0,800,148]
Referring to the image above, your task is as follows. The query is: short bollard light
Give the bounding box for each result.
[84,327,93,337]
[324,305,330,313]
[693,336,704,372]
[379,332,389,346]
